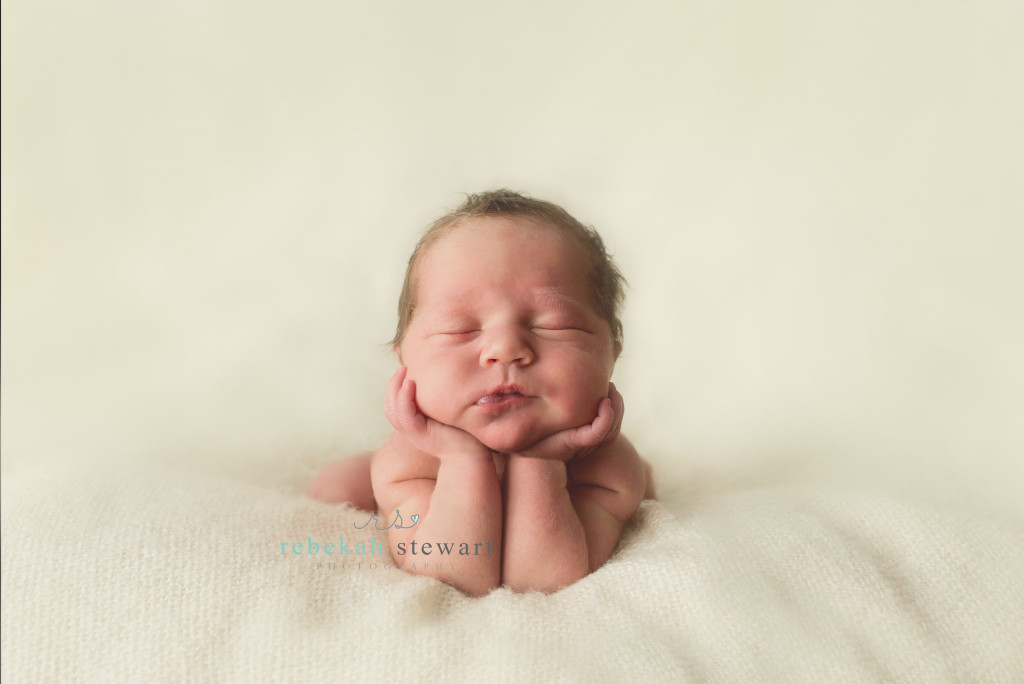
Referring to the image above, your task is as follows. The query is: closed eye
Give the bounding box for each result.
[436,330,479,340]
[531,326,591,336]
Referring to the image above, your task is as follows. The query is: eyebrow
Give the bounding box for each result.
[533,288,587,312]
[422,305,475,326]
[420,288,589,324]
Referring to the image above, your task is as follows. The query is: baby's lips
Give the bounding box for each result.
[475,392,529,407]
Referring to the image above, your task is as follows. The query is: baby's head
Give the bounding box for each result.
[392,190,625,350]
[392,190,627,453]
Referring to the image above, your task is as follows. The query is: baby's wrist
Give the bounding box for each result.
[438,443,492,462]
[574,433,617,461]
[507,444,575,462]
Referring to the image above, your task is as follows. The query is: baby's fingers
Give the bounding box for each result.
[606,382,625,438]
[384,368,425,434]
[384,367,407,422]
[594,396,615,439]
[573,397,614,448]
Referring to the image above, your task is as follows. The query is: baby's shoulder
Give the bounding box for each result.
[591,434,641,463]
[370,432,440,486]
[568,433,642,480]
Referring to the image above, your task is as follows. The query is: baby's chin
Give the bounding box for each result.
[467,404,602,454]
[471,423,558,455]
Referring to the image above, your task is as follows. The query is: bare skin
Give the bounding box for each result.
[308,216,654,594]
[309,369,651,595]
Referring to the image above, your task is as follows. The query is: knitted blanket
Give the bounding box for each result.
[3,461,1021,682]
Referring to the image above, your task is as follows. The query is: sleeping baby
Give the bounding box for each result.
[308,190,654,595]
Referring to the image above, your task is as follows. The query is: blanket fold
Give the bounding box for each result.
[2,462,1022,683]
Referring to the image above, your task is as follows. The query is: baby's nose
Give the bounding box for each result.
[480,327,534,366]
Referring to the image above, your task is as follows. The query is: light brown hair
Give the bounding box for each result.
[391,189,626,350]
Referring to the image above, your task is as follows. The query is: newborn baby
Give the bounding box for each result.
[308,190,654,595]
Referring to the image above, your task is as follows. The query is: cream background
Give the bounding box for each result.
[3,1,1022,513]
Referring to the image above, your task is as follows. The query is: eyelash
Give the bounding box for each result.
[435,322,589,338]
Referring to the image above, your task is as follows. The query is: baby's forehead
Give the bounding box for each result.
[412,221,599,308]
[420,215,591,268]
[424,285,588,314]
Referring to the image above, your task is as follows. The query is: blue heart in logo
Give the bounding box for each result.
[410,514,420,524]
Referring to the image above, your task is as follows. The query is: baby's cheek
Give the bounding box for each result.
[552,384,606,427]
[410,373,456,421]
[560,360,611,419]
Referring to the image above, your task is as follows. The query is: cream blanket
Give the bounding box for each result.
[3,461,1022,682]
[4,1,1023,680]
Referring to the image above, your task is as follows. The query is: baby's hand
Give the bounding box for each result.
[515,383,625,462]
[384,366,490,460]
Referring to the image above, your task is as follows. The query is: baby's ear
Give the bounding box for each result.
[613,340,622,361]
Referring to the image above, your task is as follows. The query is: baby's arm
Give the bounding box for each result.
[565,434,646,570]
[502,385,646,592]
[307,452,376,511]
[372,367,502,596]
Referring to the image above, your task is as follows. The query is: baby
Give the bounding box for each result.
[308,190,654,595]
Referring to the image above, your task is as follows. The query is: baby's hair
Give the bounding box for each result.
[390,189,626,349]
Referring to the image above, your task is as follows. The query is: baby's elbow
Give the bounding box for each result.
[601,462,647,525]
[537,563,589,594]
[503,542,589,594]
[436,564,500,597]
[460,576,501,597]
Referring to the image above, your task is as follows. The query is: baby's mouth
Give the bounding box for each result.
[476,384,531,407]
[477,391,524,406]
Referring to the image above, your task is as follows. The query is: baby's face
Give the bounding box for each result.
[397,216,618,454]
